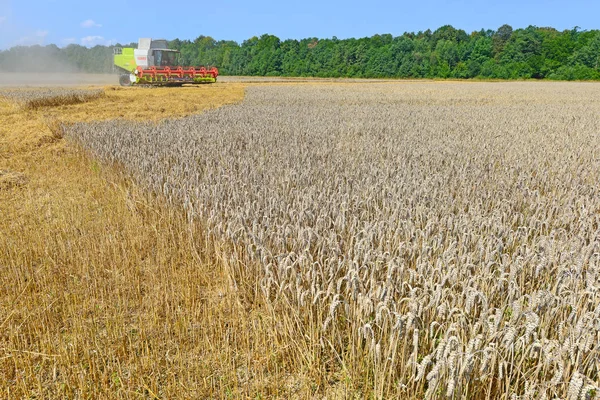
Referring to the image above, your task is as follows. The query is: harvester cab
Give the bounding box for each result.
[113,38,218,86]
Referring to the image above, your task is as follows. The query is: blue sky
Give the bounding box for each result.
[0,0,597,49]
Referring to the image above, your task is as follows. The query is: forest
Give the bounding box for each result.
[1,24,599,80]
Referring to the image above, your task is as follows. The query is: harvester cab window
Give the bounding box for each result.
[153,50,177,67]
[154,50,162,67]
[163,51,177,66]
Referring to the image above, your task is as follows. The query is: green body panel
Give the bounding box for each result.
[113,48,136,73]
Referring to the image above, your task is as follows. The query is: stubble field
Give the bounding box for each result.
[2,80,600,399]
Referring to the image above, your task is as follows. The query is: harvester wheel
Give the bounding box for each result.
[119,74,133,87]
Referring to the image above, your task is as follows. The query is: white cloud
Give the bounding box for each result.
[81,19,102,28]
[16,30,49,46]
[0,16,6,25]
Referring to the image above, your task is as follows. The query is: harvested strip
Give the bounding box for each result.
[0,88,104,109]
[0,169,27,189]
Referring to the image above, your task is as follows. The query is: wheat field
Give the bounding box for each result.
[2,81,600,399]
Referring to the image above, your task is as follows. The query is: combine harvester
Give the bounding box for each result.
[113,38,218,86]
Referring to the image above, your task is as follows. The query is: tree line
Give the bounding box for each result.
[1,25,599,80]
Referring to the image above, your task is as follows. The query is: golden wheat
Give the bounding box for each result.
[60,81,600,398]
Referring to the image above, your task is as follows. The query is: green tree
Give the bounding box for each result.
[493,24,513,56]
[571,31,600,69]
[1,25,599,81]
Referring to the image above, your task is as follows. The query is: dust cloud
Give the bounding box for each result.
[0,43,117,86]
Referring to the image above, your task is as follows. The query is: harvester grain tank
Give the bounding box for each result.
[113,38,218,86]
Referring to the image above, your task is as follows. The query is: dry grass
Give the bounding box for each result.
[0,83,302,398]
[0,88,105,110]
